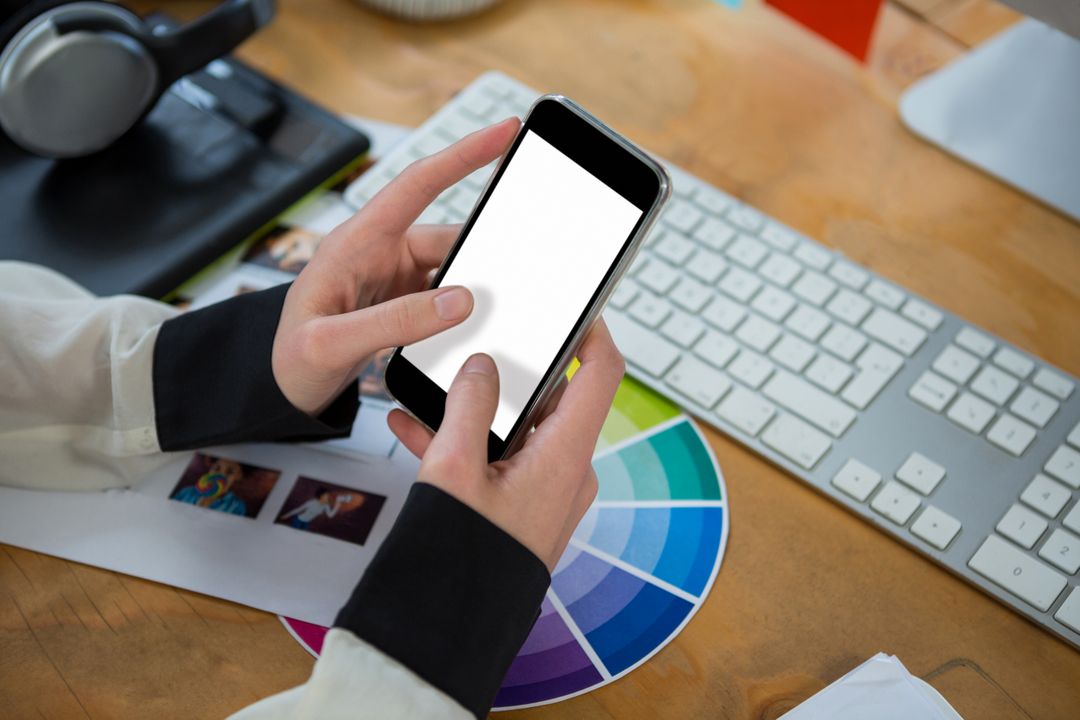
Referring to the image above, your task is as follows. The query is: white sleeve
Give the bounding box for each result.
[228,629,472,720]
[0,261,179,491]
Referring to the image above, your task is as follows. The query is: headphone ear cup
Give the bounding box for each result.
[0,1,159,157]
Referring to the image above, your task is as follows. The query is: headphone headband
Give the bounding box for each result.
[54,0,276,86]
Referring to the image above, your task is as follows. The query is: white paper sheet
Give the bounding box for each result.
[780,653,963,720]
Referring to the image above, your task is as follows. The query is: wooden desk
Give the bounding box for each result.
[2,0,1078,717]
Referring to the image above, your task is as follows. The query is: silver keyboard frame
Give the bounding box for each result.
[343,71,1080,651]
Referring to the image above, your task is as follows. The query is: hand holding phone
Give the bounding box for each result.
[386,96,670,461]
[270,119,520,417]
[388,321,625,571]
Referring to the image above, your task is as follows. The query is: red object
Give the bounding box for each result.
[765,0,884,62]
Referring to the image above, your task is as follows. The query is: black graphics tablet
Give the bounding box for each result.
[0,51,369,298]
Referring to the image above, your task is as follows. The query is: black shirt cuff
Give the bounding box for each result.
[334,482,550,719]
[153,282,359,450]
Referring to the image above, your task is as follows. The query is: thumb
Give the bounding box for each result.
[320,286,473,367]
[425,353,500,474]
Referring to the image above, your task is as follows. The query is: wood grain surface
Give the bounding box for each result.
[2,1,1078,718]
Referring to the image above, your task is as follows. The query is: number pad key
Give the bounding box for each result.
[1020,474,1071,518]
[1038,529,1080,574]
[996,504,1047,549]
[969,535,1066,612]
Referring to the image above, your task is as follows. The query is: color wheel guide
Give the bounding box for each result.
[282,376,729,709]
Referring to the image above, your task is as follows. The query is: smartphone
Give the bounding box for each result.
[384,95,670,462]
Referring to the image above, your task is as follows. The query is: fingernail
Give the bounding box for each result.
[434,286,472,321]
[462,353,496,376]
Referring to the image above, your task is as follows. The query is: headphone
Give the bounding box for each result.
[0,0,276,158]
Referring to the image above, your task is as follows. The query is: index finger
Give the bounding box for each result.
[533,320,625,463]
[351,117,520,241]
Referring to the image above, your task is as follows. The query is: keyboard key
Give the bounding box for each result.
[751,286,797,322]
[969,366,1020,406]
[638,258,680,294]
[686,248,729,284]
[820,324,867,362]
[692,185,731,215]
[946,392,996,434]
[986,414,1037,456]
[955,327,995,358]
[659,311,706,348]
[825,289,872,326]
[911,506,962,550]
[932,345,980,385]
[993,347,1034,379]
[864,279,905,310]
[1066,503,1080,534]
[862,308,927,356]
[792,271,837,306]
[896,452,945,495]
[900,298,943,331]
[785,305,831,342]
[969,535,1066,611]
[794,242,832,270]
[607,311,680,377]
[831,459,882,502]
[843,345,904,409]
[760,223,798,251]
[769,334,816,373]
[1039,528,1080,575]
[702,295,747,332]
[727,204,764,232]
[726,235,769,269]
[728,350,775,389]
[694,330,739,369]
[805,354,854,394]
[691,217,736,251]
[663,198,703,233]
[628,293,673,328]
[1009,386,1059,428]
[1068,421,1080,449]
[609,280,640,310]
[669,277,712,312]
[736,315,782,353]
[841,366,894,410]
[996,504,1048,549]
[758,253,802,287]
[909,371,957,413]
[1055,588,1080,633]
[718,267,762,303]
[856,343,904,376]
[871,481,921,525]
[761,413,832,469]
[664,355,732,410]
[828,260,869,290]
[1045,445,1080,488]
[763,371,857,437]
[1021,474,1070,518]
[716,386,775,436]
[655,232,696,265]
[1032,367,1074,400]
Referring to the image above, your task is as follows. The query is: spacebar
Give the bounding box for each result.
[605,311,681,377]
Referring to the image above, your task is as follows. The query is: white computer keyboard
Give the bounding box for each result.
[343,71,1080,650]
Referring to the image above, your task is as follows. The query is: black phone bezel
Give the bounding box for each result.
[385,97,664,462]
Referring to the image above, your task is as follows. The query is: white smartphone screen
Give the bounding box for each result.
[401,129,644,439]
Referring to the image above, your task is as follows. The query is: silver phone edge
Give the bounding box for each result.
[498,94,672,459]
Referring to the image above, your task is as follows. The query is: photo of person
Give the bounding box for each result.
[169,454,280,519]
[244,225,323,274]
[275,477,386,546]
